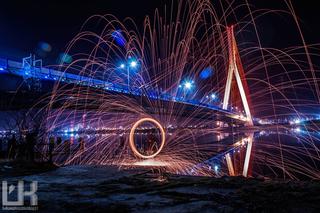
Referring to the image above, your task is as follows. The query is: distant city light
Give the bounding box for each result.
[294,119,301,124]
[120,63,125,69]
[211,93,216,99]
[214,165,219,172]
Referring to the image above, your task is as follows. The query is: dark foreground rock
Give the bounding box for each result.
[1,165,320,212]
[0,160,58,178]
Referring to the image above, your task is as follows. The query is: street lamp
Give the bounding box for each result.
[183,80,194,90]
[120,59,138,92]
[184,82,192,90]
[130,61,137,68]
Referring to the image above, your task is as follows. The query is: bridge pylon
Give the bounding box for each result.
[222,26,253,126]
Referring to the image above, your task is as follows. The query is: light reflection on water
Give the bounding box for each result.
[47,129,320,180]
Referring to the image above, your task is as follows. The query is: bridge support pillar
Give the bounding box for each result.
[225,153,235,176]
[222,26,253,126]
[242,134,254,177]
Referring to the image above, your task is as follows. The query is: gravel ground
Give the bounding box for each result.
[1,165,320,212]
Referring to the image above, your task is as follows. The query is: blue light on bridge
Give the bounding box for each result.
[119,59,138,70]
[182,80,194,90]
[0,56,237,117]
[199,67,213,79]
[130,60,137,68]
[0,67,6,74]
[184,82,192,89]
[205,93,218,102]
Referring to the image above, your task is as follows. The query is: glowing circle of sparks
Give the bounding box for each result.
[129,118,166,159]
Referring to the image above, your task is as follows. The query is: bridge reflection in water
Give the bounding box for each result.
[39,127,320,180]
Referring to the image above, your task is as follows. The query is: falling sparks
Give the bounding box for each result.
[30,0,320,180]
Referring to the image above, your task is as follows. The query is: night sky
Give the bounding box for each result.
[0,0,319,64]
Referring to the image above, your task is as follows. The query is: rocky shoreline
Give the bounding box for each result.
[1,165,320,212]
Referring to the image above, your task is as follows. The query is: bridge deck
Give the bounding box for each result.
[0,57,244,121]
